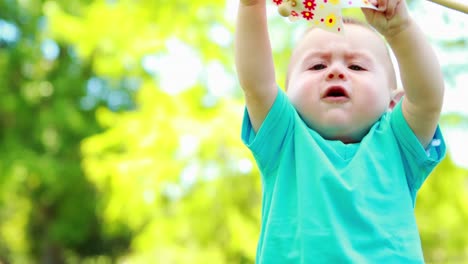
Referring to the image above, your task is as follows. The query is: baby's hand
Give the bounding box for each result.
[362,0,411,38]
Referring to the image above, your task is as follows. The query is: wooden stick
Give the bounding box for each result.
[426,0,468,14]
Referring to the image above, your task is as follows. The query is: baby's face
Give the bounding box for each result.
[287,24,394,143]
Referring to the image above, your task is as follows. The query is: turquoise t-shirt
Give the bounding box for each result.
[242,89,446,263]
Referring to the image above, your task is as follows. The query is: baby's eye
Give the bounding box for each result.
[309,64,326,70]
[349,65,365,71]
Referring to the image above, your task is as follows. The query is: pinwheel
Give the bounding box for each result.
[273,0,468,33]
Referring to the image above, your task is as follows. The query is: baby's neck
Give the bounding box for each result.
[321,127,371,144]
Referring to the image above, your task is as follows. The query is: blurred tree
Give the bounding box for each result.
[0,0,467,263]
[50,0,261,262]
[0,0,132,263]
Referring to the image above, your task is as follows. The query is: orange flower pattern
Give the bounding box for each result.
[325,13,337,27]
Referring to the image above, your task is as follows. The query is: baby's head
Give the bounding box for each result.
[285,18,401,143]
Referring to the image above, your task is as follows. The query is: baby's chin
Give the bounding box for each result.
[298,106,385,143]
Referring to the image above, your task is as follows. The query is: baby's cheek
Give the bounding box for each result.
[365,87,389,106]
[355,92,386,116]
[288,95,315,121]
[287,87,311,107]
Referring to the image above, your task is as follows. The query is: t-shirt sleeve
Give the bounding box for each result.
[390,99,446,196]
[241,88,295,173]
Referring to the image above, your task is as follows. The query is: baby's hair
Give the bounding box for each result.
[285,17,397,90]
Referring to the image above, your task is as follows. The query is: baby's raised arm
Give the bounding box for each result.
[363,0,445,148]
[235,0,278,132]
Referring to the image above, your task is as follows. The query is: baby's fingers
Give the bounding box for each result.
[373,0,387,11]
[362,6,375,20]
[385,0,399,18]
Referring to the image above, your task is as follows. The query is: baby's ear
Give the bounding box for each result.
[389,89,405,110]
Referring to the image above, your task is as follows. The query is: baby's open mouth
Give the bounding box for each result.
[321,86,350,104]
[323,86,349,98]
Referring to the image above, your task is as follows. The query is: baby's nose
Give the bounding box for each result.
[327,73,345,79]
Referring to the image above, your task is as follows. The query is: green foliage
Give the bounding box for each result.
[417,156,468,262]
[1,0,132,262]
[0,0,467,263]
[80,84,261,263]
